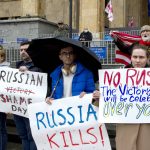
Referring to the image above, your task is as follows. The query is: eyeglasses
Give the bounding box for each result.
[20,48,27,52]
[60,51,74,56]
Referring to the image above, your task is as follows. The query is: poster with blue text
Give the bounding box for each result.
[28,94,111,150]
[99,68,150,123]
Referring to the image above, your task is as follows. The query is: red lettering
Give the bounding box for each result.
[87,127,98,144]
[126,68,150,86]
[126,68,137,85]
[104,71,120,87]
[146,71,150,86]
[69,131,79,146]
[104,71,113,85]
[99,126,104,146]
[0,94,6,102]
[79,129,90,144]
[60,131,69,147]
[6,95,12,102]
[113,72,120,87]
[136,69,146,85]
[47,133,59,148]
[46,126,105,148]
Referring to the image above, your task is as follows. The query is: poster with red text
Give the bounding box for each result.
[28,94,111,150]
[99,68,150,123]
[0,67,47,117]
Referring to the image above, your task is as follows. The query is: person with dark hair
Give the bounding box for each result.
[46,45,95,103]
[116,43,150,150]
[13,41,41,150]
[78,28,93,47]
[0,45,10,150]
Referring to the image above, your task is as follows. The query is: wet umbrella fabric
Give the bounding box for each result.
[27,37,102,81]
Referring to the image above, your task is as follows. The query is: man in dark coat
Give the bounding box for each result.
[13,41,41,150]
[79,28,93,47]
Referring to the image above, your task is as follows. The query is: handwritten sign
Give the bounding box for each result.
[99,68,150,123]
[28,94,111,150]
[0,67,47,117]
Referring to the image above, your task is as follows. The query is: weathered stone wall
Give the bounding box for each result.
[0,18,57,42]
[111,0,150,28]
[79,0,101,33]
[0,0,21,18]
[21,0,38,16]
[0,0,149,32]
[110,0,126,28]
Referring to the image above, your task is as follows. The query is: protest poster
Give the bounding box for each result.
[0,67,47,117]
[28,94,111,150]
[99,68,150,123]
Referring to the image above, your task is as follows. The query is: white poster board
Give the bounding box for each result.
[0,67,47,117]
[28,94,111,150]
[99,68,150,123]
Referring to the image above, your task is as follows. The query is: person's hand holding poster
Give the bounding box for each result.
[28,94,111,150]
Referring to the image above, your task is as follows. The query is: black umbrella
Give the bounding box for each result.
[27,37,102,81]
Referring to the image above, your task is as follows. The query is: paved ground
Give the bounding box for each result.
[7,142,22,150]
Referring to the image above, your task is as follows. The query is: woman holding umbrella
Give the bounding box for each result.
[46,45,95,102]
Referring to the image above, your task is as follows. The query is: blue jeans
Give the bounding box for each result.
[0,112,7,150]
[13,115,37,150]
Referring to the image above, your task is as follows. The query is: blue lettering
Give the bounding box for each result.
[104,96,116,102]
[104,97,110,102]
[128,88,133,95]
[51,111,58,127]
[119,84,126,95]
[57,109,66,126]
[129,95,134,102]
[78,105,84,123]
[67,107,75,125]
[36,112,46,130]
[86,104,97,121]
[46,112,54,128]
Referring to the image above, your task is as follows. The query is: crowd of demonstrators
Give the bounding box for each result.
[53,20,69,38]
[46,45,95,103]
[13,41,42,150]
[78,28,93,47]
[0,45,10,150]
[1,24,150,150]
[116,43,150,150]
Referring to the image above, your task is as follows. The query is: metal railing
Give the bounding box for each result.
[2,28,140,68]
[0,29,140,40]
[4,42,21,68]
[3,40,118,68]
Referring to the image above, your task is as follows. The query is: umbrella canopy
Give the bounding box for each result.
[27,37,102,81]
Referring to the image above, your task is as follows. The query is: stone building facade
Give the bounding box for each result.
[0,0,149,33]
